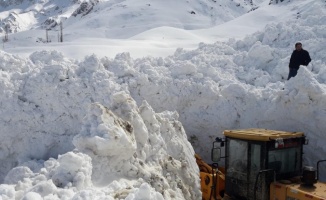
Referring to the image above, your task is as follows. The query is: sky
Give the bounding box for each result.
[0,0,326,199]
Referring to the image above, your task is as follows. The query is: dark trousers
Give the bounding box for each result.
[287,68,298,80]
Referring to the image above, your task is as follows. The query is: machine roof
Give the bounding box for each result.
[223,128,304,141]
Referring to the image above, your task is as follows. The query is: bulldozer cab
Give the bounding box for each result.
[222,129,305,200]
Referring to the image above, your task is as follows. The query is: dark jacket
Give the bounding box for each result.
[289,49,311,69]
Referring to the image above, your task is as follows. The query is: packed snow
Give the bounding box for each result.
[0,0,326,199]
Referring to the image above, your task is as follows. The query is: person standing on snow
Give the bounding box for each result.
[287,42,311,80]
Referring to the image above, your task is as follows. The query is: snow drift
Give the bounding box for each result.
[0,63,201,199]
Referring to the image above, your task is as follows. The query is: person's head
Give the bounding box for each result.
[295,42,302,51]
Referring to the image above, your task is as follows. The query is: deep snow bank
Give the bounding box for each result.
[0,51,121,182]
[73,94,200,199]
[0,49,201,199]
[125,0,326,171]
[125,0,326,167]
[0,86,201,199]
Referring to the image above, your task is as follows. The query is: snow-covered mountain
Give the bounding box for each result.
[1,0,307,59]
[0,0,258,37]
[0,0,325,199]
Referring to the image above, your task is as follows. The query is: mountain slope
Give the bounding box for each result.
[0,0,257,38]
[1,0,313,60]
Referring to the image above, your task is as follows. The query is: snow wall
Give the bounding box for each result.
[0,0,326,199]
[0,51,201,199]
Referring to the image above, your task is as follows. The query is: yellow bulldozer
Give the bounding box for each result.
[196,128,326,200]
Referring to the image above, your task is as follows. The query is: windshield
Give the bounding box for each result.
[227,139,248,181]
[268,147,301,174]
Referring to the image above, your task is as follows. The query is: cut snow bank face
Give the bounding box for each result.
[0,49,201,199]
[1,91,201,199]
[74,93,200,199]
[0,50,121,182]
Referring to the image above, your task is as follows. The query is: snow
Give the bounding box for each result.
[0,0,325,199]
